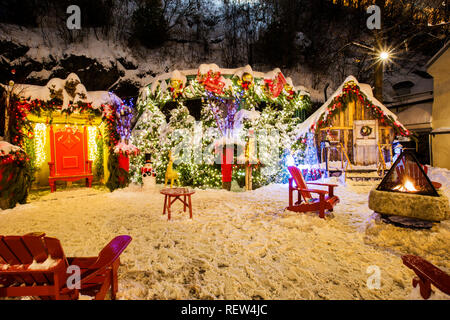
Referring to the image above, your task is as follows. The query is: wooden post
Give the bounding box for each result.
[4,85,11,142]
[245,165,253,191]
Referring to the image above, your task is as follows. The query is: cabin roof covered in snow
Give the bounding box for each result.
[142,64,310,98]
[2,73,122,110]
[294,75,407,137]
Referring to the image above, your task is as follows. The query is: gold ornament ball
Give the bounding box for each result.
[242,72,253,83]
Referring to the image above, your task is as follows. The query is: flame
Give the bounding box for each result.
[393,179,418,192]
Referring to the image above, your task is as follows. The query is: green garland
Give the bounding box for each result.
[103,106,130,191]
[0,149,33,209]
[105,152,129,191]
[312,81,410,137]
[95,129,104,181]
[10,97,102,148]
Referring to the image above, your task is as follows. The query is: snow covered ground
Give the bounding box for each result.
[0,168,449,300]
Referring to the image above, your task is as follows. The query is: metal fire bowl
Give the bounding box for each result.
[368,188,450,222]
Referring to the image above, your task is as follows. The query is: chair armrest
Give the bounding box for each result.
[402,255,450,296]
[63,236,132,291]
[307,182,337,197]
[66,257,98,268]
[307,182,338,187]
[295,187,328,195]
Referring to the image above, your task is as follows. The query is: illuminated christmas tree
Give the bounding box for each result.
[303,132,321,181]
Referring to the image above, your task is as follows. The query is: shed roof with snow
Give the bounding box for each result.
[2,73,122,111]
[294,75,408,138]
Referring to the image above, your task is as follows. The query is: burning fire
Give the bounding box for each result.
[393,179,418,192]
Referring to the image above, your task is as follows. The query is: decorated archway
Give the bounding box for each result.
[131,64,312,190]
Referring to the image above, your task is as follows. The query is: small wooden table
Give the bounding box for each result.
[160,188,195,220]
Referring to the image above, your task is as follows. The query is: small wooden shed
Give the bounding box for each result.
[296,76,410,168]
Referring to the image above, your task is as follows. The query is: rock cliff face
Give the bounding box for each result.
[0,39,145,99]
[0,24,169,101]
[0,24,327,105]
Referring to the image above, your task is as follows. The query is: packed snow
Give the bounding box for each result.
[0,168,449,300]
[0,141,22,155]
[28,257,59,270]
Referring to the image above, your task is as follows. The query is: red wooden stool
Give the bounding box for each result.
[160,188,195,220]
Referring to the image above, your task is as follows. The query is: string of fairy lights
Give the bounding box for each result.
[31,122,101,166]
[130,67,312,187]
[33,123,47,167]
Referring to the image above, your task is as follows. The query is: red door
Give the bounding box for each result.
[52,126,87,176]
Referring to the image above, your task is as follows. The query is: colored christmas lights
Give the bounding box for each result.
[131,67,312,189]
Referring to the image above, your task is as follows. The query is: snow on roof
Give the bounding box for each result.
[294,75,407,138]
[0,140,22,155]
[146,64,310,96]
[170,70,187,84]
[263,68,282,80]
[87,91,122,109]
[199,63,221,74]
[6,73,122,109]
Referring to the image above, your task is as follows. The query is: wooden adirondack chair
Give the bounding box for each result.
[402,255,450,299]
[0,234,131,300]
[286,166,340,219]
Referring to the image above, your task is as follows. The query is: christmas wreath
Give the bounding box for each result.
[360,125,373,137]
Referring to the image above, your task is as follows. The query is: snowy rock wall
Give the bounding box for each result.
[0,24,328,104]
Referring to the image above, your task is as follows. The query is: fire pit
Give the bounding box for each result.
[369,150,450,222]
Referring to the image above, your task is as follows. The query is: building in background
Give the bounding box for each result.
[427,42,450,170]
[384,74,434,165]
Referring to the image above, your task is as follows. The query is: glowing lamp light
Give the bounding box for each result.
[379,51,390,61]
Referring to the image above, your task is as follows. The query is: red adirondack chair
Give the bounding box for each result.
[0,234,131,300]
[402,255,450,299]
[286,166,340,219]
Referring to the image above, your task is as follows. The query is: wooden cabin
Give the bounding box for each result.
[296,76,409,170]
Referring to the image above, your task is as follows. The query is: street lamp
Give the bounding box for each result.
[379,51,390,61]
[374,47,395,101]
[338,42,395,101]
